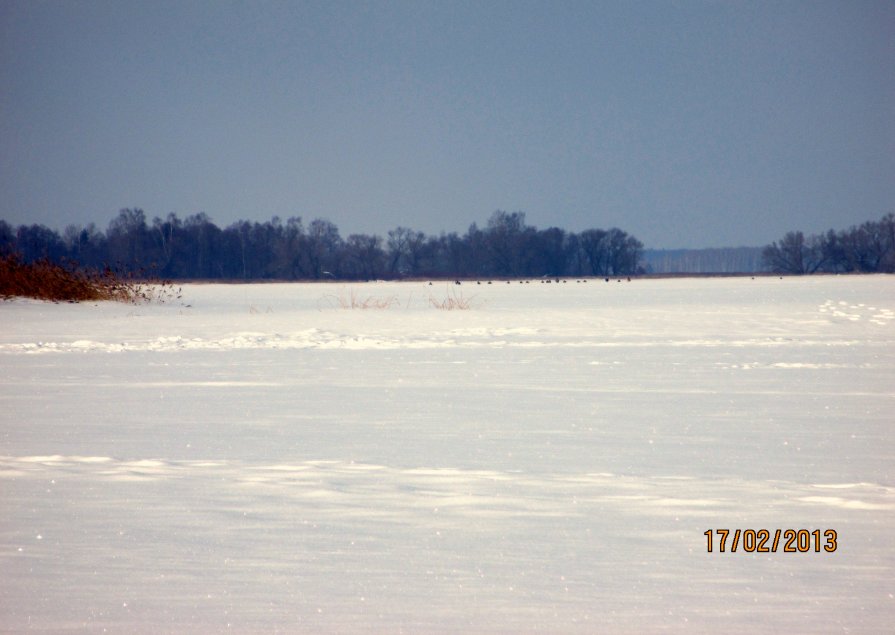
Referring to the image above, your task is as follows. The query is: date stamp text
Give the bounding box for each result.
[704,529,838,553]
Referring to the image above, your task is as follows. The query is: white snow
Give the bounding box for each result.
[1,276,893,633]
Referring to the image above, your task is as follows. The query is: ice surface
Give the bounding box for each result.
[1,276,893,633]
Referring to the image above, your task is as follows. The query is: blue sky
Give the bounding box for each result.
[1,0,892,248]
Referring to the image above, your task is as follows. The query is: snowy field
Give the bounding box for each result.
[2,276,893,634]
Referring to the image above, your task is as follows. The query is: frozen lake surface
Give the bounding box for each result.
[2,276,893,633]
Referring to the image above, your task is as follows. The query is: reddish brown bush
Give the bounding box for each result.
[0,254,180,304]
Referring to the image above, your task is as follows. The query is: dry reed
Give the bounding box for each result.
[0,254,181,304]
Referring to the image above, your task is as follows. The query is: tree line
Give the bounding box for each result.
[642,247,764,274]
[0,209,644,280]
[762,214,895,274]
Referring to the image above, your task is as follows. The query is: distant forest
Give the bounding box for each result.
[642,247,765,275]
[0,210,643,280]
[2,210,891,279]
[761,214,894,274]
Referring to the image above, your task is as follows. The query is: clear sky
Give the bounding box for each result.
[1,0,892,248]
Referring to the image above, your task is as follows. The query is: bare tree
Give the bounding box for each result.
[303,219,342,279]
[344,234,386,280]
[387,226,426,277]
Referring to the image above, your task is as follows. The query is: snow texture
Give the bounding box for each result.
[2,276,893,633]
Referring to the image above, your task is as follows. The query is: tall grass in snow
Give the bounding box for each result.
[429,286,473,310]
[0,254,181,304]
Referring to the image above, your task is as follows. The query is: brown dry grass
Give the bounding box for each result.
[429,287,473,310]
[0,254,181,304]
[321,288,401,310]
